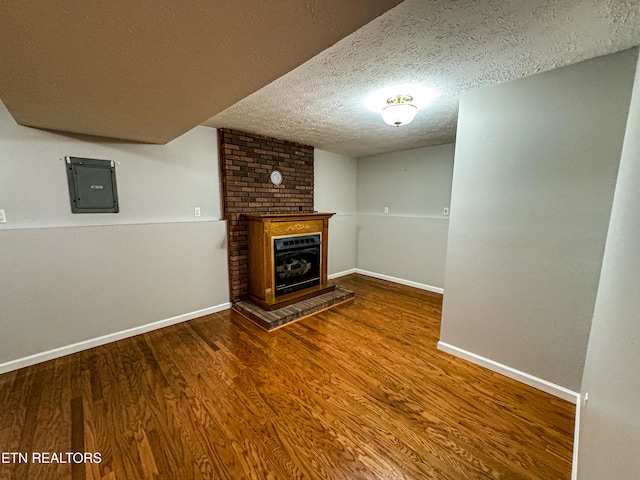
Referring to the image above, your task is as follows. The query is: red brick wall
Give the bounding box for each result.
[218,128,315,303]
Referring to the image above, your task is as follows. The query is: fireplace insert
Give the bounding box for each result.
[273,234,321,297]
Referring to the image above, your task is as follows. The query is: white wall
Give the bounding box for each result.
[0,105,220,228]
[577,49,640,479]
[440,48,637,392]
[356,144,454,290]
[0,101,229,370]
[314,149,357,276]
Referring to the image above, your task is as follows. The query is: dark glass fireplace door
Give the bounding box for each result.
[273,235,321,297]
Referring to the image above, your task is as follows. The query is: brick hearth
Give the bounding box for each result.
[233,286,354,331]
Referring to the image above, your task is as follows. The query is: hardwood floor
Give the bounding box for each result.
[0,274,575,479]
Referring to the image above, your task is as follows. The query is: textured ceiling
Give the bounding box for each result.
[204,0,640,157]
[0,0,400,144]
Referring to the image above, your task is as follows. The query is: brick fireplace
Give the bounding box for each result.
[218,128,315,303]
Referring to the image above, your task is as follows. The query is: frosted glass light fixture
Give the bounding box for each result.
[380,95,418,127]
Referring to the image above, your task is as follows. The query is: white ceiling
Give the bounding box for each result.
[203,0,640,158]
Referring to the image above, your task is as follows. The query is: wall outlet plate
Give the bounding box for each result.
[194,207,201,217]
[0,209,6,223]
[443,207,449,216]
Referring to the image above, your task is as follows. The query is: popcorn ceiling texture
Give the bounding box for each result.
[204,0,640,157]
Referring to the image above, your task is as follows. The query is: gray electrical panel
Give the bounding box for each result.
[65,156,119,213]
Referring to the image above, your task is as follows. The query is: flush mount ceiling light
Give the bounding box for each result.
[380,95,418,127]
[365,84,438,128]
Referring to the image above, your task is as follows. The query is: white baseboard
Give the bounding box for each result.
[328,268,357,279]
[0,303,231,374]
[437,341,579,404]
[355,269,444,294]
[572,394,581,480]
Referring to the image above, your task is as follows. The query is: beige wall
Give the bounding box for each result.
[314,149,357,275]
[0,102,221,228]
[440,49,637,392]
[0,101,229,369]
[356,144,454,289]
[577,49,640,479]
[356,215,449,289]
[0,221,229,366]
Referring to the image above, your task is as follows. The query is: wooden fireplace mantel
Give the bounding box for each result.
[242,212,335,223]
[244,212,335,310]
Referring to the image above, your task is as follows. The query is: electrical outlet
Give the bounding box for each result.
[0,209,6,223]
[194,207,201,217]
[443,207,449,216]
[384,206,389,214]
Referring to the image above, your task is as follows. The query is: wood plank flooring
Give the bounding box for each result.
[0,274,575,479]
